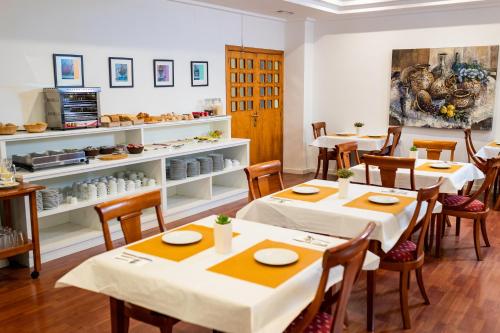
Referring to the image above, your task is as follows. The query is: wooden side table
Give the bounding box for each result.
[0,183,45,279]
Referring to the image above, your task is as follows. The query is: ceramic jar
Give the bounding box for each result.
[410,64,434,95]
[338,178,350,199]
[409,150,419,159]
[449,89,475,110]
[460,79,482,97]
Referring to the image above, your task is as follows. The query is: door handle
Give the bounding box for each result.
[251,113,259,127]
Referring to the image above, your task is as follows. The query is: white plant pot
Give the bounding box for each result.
[338,178,350,199]
[355,127,361,136]
[409,150,419,159]
[214,222,232,254]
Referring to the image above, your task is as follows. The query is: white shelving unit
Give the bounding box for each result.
[0,116,250,264]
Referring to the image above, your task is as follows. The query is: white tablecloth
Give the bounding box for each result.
[56,216,379,333]
[475,143,500,159]
[349,159,484,194]
[310,134,391,151]
[236,179,441,253]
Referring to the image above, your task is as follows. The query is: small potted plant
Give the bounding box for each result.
[214,214,232,254]
[354,122,364,136]
[409,145,419,159]
[337,168,354,199]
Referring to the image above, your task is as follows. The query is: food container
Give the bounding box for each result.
[24,122,48,133]
[99,146,115,155]
[84,147,100,157]
[0,124,17,135]
[127,144,144,154]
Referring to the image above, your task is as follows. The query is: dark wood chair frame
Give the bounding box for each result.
[312,122,338,180]
[288,223,376,333]
[335,141,361,169]
[94,189,177,333]
[363,155,416,190]
[244,160,285,201]
[370,126,403,157]
[380,178,443,329]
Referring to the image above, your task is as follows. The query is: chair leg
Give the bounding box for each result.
[455,217,461,236]
[399,271,411,329]
[415,267,430,305]
[314,156,321,179]
[322,158,329,180]
[445,216,452,227]
[473,218,483,261]
[428,214,435,253]
[480,215,490,247]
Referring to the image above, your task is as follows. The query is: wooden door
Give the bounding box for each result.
[226,46,283,165]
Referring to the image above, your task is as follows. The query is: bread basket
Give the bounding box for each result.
[0,124,18,135]
[24,122,48,133]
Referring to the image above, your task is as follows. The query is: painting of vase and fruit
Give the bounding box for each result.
[389,45,498,130]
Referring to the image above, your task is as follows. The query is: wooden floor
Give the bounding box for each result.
[0,173,499,333]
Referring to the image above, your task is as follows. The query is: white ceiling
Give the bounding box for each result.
[175,0,500,19]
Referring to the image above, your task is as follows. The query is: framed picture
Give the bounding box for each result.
[52,54,84,87]
[153,59,174,87]
[191,61,209,87]
[108,57,134,88]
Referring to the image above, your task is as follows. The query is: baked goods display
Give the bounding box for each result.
[23,122,48,133]
[101,112,197,126]
[0,123,18,135]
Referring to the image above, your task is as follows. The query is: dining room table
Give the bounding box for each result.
[310,133,391,152]
[475,141,500,159]
[56,215,379,333]
[349,158,485,257]
[236,178,440,332]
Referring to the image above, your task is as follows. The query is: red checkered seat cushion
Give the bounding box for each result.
[286,311,333,333]
[444,195,485,212]
[385,240,417,262]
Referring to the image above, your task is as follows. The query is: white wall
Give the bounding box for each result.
[303,6,500,170]
[0,0,285,124]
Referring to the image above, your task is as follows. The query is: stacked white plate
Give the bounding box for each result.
[36,191,44,212]
[41,189,61,210]
[187,159,201,177]
[429,162,451,169]
[208,153,224,171]
[169,159,187,180]
[197,157,213,174]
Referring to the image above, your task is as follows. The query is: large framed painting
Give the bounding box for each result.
[389,45,498,130]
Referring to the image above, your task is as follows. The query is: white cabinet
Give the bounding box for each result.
[0,116,249,264]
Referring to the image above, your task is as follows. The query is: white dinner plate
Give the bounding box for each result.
[429,163,451,169]
[495,140,500,145]
[162,231,202,245]
[368,195,400,205]
[366,134,385,138]
[0,181,19,189]
[292,186,320,195]
[336,132,356,136]
[254,248,299,266]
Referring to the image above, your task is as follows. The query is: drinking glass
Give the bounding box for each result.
[16,231,25,246]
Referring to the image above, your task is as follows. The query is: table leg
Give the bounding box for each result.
[322,158,329,180]
[110,297,129,333]
[367,270,375,332]
[434,194,444,258]
[28,192,41,278]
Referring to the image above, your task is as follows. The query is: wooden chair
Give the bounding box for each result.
[285,223,375,333]
[380,178,443,329]
[312,122,337,180]
[412,139,457,161]
[94,189,178,333]
[335,141,360,169]
[371,126,403,157]
[363,155,416,190]
[244,160,284,201]
[441,156,500,260]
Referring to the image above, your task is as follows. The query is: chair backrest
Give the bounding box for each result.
[312,122,327,139]
[335,141,360,169]
[464,129,486,171]
[379,126,403,156]
[363,155,416,190]
[460,156,500,209]
[290,223,375,333]
[244,160,284,201]
[94,189,165,251]
[389,178,443,261]
[413,139,457,161]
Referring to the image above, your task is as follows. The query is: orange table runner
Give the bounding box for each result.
[207,239,323,288]
[273,184,338,203]
[415,162,463,174]
[343,192,415,215]
[331,133,356,137]
[360,135,386,139]
[126,224,238,262]
[488,141,500,147]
